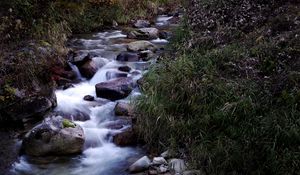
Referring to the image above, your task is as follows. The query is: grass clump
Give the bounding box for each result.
[135,1,300,174]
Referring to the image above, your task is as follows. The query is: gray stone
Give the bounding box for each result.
[127,41,157,52]
[129,156,151,173]
[22,116,85,156]
[116,52,139,62]
[153,157,168,165]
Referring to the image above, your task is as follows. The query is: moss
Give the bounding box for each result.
[62,119,76,128]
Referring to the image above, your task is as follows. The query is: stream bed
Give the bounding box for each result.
[10,15,176,175]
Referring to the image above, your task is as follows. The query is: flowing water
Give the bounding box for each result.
[11,15,174,175]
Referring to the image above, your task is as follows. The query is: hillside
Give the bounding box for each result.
[136,0,300,174]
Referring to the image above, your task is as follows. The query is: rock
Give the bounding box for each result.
[116,52,140,62]
[78,59,97,79]
[138,28,159,39]
[169,159,186,173]
[83,95,95,101]
[158,165,169,174]
[134,20,151,28]
[153,157,167,165]
[4,89,57,125]
[183,170,204,175]
[118,66,131,72]
[22,116,85,156]
[56,77,72,87]
[63,83,74,90]
[113,127,137,146]
[95,77,134,101]
[127,41,157,52]
[139,50,155,61]
[129,156,151,173]
[128,28,159,40]
[114,102,133,116]
[70,51,90,63]
[159,31,171,39]
[106,71,128,80]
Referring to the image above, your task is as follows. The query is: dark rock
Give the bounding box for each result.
[63,83,74,90]
[159,31,172,39]
[133,20,151,28]
[78,59,97,79]
[22,116,85,156]
[118,66,132,72]
[95,77,134,101]
[106,71,128,80]
[113,127,137,146]
[114,102,133,116]
[116,52,140,62]
[83,95,95,101]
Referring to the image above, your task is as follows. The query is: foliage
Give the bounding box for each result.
[136,1,300,174]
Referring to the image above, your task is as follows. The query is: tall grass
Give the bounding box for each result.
[135,4,300,174]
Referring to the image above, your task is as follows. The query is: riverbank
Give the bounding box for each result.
[136,0,300,174]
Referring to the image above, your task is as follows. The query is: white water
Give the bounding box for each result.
[12,16,172,175]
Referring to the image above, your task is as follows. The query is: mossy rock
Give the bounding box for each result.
[63,119,76,128]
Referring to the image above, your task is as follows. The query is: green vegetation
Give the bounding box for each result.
[136,1,300,174]
[63,119,76,128]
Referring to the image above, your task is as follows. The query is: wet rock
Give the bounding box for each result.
[149,169,158,175]
[113,127,137,146]
[134,20,151,28]
[83,95,95,101]
[153,157,167,165]
[78,59,97,79]
[56,77,72,87]
[128,28,159,40]
[129,156,151,173]
[118,66,131,72]
[159,31,172,39]
[95,77,134,101]
[116,52,139,62]
[22,116,85,156]
[4,89,57,125]
[127,41,157,52]
[169,159,186,173]
[139,50,155,61]
[114,102,133,116]
[70,51,90,63]
[63,83,74,90]
[105,118,132,130]
[106,71,128,80]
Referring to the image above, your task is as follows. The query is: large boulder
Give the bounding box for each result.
[133,20,151,28]
[127,41,157,52]
[3,87,57,126]
[116,52,139,62]
[22,116,85,156]
[95,77,134,101]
